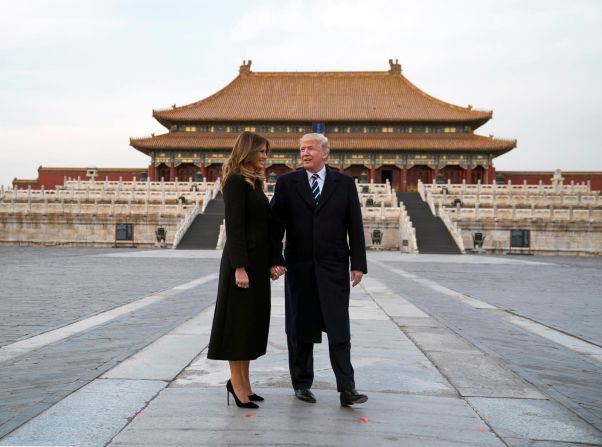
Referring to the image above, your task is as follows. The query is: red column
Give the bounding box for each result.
[401,166,408,192]
[339,164,344,173]
[169,163,176,182]
[466,166,473,184]
[369,165,376,182]
[487,166,496,184]
[147,164,154,181]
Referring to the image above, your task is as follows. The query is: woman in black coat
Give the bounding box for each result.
[207,131,272,409]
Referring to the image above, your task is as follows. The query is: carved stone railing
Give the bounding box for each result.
[172,202,200,249]
[216,219,226,250]
[212,177,222,198]
[438,206,466,253]
[399,202,418,253]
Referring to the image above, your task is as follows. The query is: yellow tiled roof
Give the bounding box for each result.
[152,63,492,125]
[130,132,516,155]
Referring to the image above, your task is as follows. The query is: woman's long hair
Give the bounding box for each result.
[222,131,270,190]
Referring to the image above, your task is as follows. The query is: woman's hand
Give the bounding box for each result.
[235,267,250,288]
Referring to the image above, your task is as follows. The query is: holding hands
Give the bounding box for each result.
[270,265,287,280]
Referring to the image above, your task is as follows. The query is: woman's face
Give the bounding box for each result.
[248,145,268,171]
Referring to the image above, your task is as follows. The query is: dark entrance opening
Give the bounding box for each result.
[381,169,393,185]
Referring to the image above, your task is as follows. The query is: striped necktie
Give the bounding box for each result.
[311,173,321,204]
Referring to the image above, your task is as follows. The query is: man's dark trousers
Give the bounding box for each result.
[287,336,355,392]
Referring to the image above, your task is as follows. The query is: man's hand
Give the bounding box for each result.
[351,270,363,287]
[270,265,287,280]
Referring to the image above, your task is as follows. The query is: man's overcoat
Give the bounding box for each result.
[270,166,367,344]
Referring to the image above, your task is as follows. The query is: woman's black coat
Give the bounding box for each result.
[207,173,271,360]
[269,166,367,344]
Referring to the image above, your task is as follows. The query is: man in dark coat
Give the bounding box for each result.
[270,133,368,407]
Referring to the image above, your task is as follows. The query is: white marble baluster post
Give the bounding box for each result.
[560,188,564,205]
[42,187,47,215]
[588,205,592,221]
[531,202,535,220]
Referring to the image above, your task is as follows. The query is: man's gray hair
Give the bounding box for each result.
[300,133,330,155]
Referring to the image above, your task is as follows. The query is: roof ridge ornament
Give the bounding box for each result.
[240,59,253,75]
[388,59,402,74]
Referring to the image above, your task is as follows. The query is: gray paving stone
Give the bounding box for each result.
[504,439,600,447]
[0,246,217,345]
[0,378,165,447]
[109,387,505,447]
[392,316,441,327]
[0,274,218,438]
[467,397,602,444]
[369,258,602,431]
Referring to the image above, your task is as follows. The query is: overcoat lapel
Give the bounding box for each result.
[294,169,316,208]
[316,166,339,212]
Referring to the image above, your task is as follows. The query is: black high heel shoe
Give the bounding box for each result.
[248,393,264,402]
[226,380,259,409]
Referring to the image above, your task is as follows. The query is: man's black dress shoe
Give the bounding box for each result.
[340,389,368,406]
[294,388,316,403]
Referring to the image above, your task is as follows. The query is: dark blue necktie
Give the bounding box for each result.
[311,173,320,204]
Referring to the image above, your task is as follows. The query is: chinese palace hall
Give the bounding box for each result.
[130,59,515,192]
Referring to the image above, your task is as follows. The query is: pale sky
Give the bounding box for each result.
[1,0,601,187]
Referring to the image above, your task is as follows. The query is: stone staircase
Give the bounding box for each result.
[397,192,461,254]
[176,193,224,249]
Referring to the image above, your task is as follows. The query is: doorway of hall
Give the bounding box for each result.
[381,169,393,185]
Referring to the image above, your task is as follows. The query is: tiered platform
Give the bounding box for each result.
[0,179,221,247]
[419,175,602,255]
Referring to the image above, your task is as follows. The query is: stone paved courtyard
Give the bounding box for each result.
[0,247,600,446]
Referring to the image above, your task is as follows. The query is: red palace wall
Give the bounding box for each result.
[13,167,146,190]
[12,166,602,193]
[498,171,602,192]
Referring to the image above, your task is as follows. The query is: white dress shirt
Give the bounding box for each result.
[306,165,326,193]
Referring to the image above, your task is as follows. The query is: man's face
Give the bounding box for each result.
[300,140,328,173]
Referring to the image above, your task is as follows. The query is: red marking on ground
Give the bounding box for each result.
[475,426,488,432]
[359,417,370,423]
[135,413,145,418]
[244,413,256,419]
